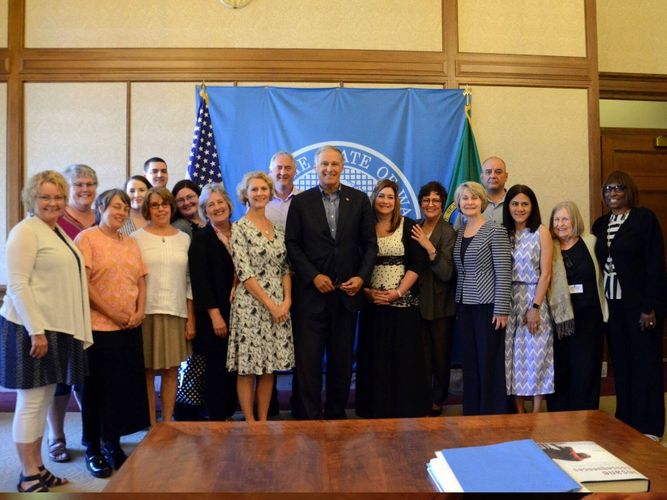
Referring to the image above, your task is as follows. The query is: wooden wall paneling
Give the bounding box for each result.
[443,0,458,88]
[600,73,667,101]
[18,48,449,84]
[585,0,602,222]
[6,0,24,231]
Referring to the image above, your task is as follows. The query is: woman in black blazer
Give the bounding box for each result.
[411,181,456,416]
[453,181,512,416]
[591,170,666,440]
[187,183,238,420]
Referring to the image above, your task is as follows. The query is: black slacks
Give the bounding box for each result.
[292,292,357,419]
[606,300,665,437]
[458,303,508,416]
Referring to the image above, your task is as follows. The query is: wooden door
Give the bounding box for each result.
[601,128,667,358]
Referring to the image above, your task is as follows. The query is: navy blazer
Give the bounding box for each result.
[285,184,378,313]
[592,207,666,314]
[453,220,512,316]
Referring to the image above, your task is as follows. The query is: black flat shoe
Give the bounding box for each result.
[102,444,128,470]
[86,454,112,478]
[430,405,443,417]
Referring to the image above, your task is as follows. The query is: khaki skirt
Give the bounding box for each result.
[142,314,191,370]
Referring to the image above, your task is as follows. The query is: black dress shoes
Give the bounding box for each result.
[85,453,112,478]
[102,444,128,470]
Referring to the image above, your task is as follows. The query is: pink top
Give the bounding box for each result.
[75,227,147,331]
[57,209,95,240]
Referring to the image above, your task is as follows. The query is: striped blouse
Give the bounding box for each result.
[453,220,513,316]
[603,210,629,300]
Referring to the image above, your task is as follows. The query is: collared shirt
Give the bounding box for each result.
[452,191,506,231]
[319,185,341,239]
[265,186,301,230]
[483,194,506,225]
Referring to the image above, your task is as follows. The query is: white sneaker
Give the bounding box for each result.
[644,433,661,442]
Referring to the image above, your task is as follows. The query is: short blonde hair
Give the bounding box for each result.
[454,181,488,212]
[550,201,585,239]
[236,171,274,205]
[22,170,69,214]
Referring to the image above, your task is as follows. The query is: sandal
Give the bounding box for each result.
[17,472,48,493]
[38,465,68,488]
[48,438,71,463]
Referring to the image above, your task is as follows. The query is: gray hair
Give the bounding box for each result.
[62,163,98,184]
[199,182,233,222]
[269,151,295,169]
[314,145,343,165]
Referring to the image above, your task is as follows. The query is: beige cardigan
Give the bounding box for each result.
[1,216,93,347]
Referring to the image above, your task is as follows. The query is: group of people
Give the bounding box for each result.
[0,147,665,492]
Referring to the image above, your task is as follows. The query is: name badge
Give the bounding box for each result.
[569,284,583,294]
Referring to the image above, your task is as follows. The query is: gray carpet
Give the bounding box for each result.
[0,412,147,493]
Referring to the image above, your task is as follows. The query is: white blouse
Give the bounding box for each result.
[132,228,192,318]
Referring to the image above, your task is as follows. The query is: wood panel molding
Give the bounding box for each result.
[456,53,591,87]
[600,72,667,101]
[18,48,449,84]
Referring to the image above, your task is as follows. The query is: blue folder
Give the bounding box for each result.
[435,439,581,492]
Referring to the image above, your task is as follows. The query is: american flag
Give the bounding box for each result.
[187,85,223,188]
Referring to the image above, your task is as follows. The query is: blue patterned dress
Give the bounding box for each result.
[505,228,554,396]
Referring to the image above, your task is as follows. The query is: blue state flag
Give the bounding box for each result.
[201,86,469,219]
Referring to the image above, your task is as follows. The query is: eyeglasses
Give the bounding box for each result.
[603,184,626,194]
[149,202,171,210]
[421,198,442,206]
[176,194,198,205]
[38,195,66,203]
[72,182,97,188]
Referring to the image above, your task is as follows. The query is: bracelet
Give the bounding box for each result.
[531,302,540,309]
[396,289,403,298]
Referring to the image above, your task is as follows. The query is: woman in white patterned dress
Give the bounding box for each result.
[356,179,429,418]
[503,184,554,413]
[228,171,294,422]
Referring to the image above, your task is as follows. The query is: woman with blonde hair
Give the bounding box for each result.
[0,170,92,492]
[228,171,294,422]
[452,181,512,416]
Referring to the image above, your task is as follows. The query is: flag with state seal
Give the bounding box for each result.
[200,86,479,219]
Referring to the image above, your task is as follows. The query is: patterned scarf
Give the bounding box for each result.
[548,241,575,339]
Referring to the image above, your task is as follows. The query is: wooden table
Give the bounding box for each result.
[105,410,667,492]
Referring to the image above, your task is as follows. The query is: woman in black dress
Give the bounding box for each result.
[356,179,429,418]
[546,201,606,411]
[187,183,238,420]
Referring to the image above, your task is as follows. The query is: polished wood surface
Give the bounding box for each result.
[105,411,667,493]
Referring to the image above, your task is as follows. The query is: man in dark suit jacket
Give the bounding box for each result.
[285,145,377,419]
